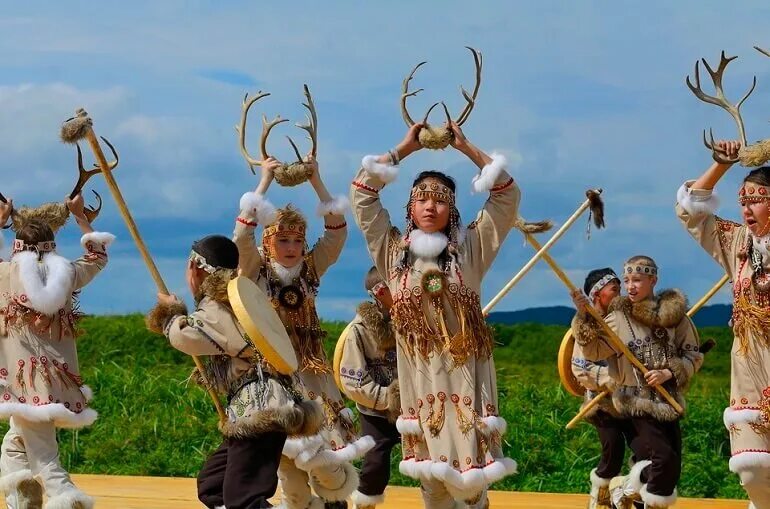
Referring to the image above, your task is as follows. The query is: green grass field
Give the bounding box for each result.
[16,316,743,499]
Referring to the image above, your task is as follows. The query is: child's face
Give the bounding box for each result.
[185,262,205,295]
[272,234,304,268]
[623,273,656,303]
[371,282,393,311]
[592,280,620,313]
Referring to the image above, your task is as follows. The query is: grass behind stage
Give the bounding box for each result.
[8,316,743,500]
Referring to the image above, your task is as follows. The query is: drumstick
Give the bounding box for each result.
[60,109,227,422]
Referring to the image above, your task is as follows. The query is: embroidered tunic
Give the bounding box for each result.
[350,160,519,497]
[234,200,372,469]
[0,233,112,428]
[677,181,770,472]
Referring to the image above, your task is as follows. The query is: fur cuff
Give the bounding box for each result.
[317,195,349,217]
[677,181,719,217]
[729,450,770,472]
[350,490,385,506]
[362,155,398,184]
[44,489,94,509]
[309,462,359,502]
[80,232,115,250]
[0,469,33,492]
[481,415,507,436]
[640,485,677,508]
[385,380,401,423]
[572,312,602,346]
[219,400,323,439]
[724,407,763,428]
[667,357,692,390]
[396,416,424,436]
[590,468,611,488]
[240,192,278,225]
[472,152,507,193]
[626,460,651,496]
[145,301,188,335]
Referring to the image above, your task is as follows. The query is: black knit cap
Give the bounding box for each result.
[191,235,239,270]
[583,267,619,296]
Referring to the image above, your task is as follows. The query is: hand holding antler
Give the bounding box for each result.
[395,122,425,160]
[448,121,470,152]
[65,193,87,219]
[714,140,742,163]
[0,198,13,227]
[304,153,319,181]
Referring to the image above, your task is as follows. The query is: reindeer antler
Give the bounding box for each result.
[294,84,318,158]
[755,46,770,58]
[401,62,426,127]
[236,91,280,174]
[456,47,483,125]
[67,138,118,223]
[686,51,757,164]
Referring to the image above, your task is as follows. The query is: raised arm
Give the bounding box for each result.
[305,155,348,277]
[67,194,114,290]
[351,124,424,277]
[233,163,278,279]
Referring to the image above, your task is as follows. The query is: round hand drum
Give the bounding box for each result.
[557,328,585,398]
[227,276,298,375]
[332,321,355,393]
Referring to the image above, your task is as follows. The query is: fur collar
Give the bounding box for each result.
[408,229,447,259]
[196,268,238,306]
[609,289,687,328]
[270,260,303,286]
[357,301,396,351]
[12,251,75,315]
[752,233,770,267]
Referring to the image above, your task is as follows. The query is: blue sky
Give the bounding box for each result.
[1,2,769,319]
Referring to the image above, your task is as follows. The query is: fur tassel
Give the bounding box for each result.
[362,155,398,184]
[240,192,278,225]
[80,232,115,250]
[386,380,401,423]
[516,219,553,234]
[350,490,385,507]
[480,415,507,436]
[43,489,94,509]
[586,189,605,229]
[145,301,188,334]
[316,195,349,217]
[677,182,720,217]
[640,485,677,508]
[471,152,507,193]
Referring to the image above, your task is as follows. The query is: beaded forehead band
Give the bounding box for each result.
[410,178,455,205]
[623,262,658,277]
[189,250,217,274]
[12,239,56,254]
[262,221,307,239]
[588,273,619,302]
[738,182,770,205]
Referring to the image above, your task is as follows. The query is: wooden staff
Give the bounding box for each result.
[565,273,729,429]
[483,189,602,315]
[60,109,227,422]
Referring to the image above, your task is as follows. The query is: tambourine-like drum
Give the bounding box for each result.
[332,321,355,393]
[227,276,298,375]
[557,328,585,397]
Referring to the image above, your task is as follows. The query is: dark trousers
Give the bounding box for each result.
[592,411,636,479]
[358,413,400,497]
[630,418,681,496]
[197,431,287,509]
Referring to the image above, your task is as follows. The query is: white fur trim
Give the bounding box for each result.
[399,456,516,496]
[270,260,303,287]
[677,181,719,217]
[299,435,375,471]
[317,195,349,217]
[396,417,423,436]
[80,232,115,250]
[724,407,763,428]
[729,451,770,472]
[408,230,448,259]
[350,490,385,506]
[472,152,507,193]
[12,251,75,315]
[80,385,94,402]
[0,403,97,429]
[590,468,611,488]
[362,155,398,184]
[640,485,677,508]
[239,191,278,225]
[626,460,651,495]
[214,506,226,509]
[44,489,93,509]
[0,469,33,492]
[309,462,359,502]
[480,416,507,436]
[282,435,324,460]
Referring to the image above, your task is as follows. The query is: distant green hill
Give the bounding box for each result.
[12,315,744,500]
[488,303,732,328]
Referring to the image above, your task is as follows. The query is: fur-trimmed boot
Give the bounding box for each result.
[639,485,677,509]
[42,488,94,509]
[0,470,43,509]
[310,463,358,508]
[609,460,650,509]
[587,468,611,509]
[350,490,383,509]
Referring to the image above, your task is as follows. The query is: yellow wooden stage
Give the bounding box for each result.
[0,474,746,508]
